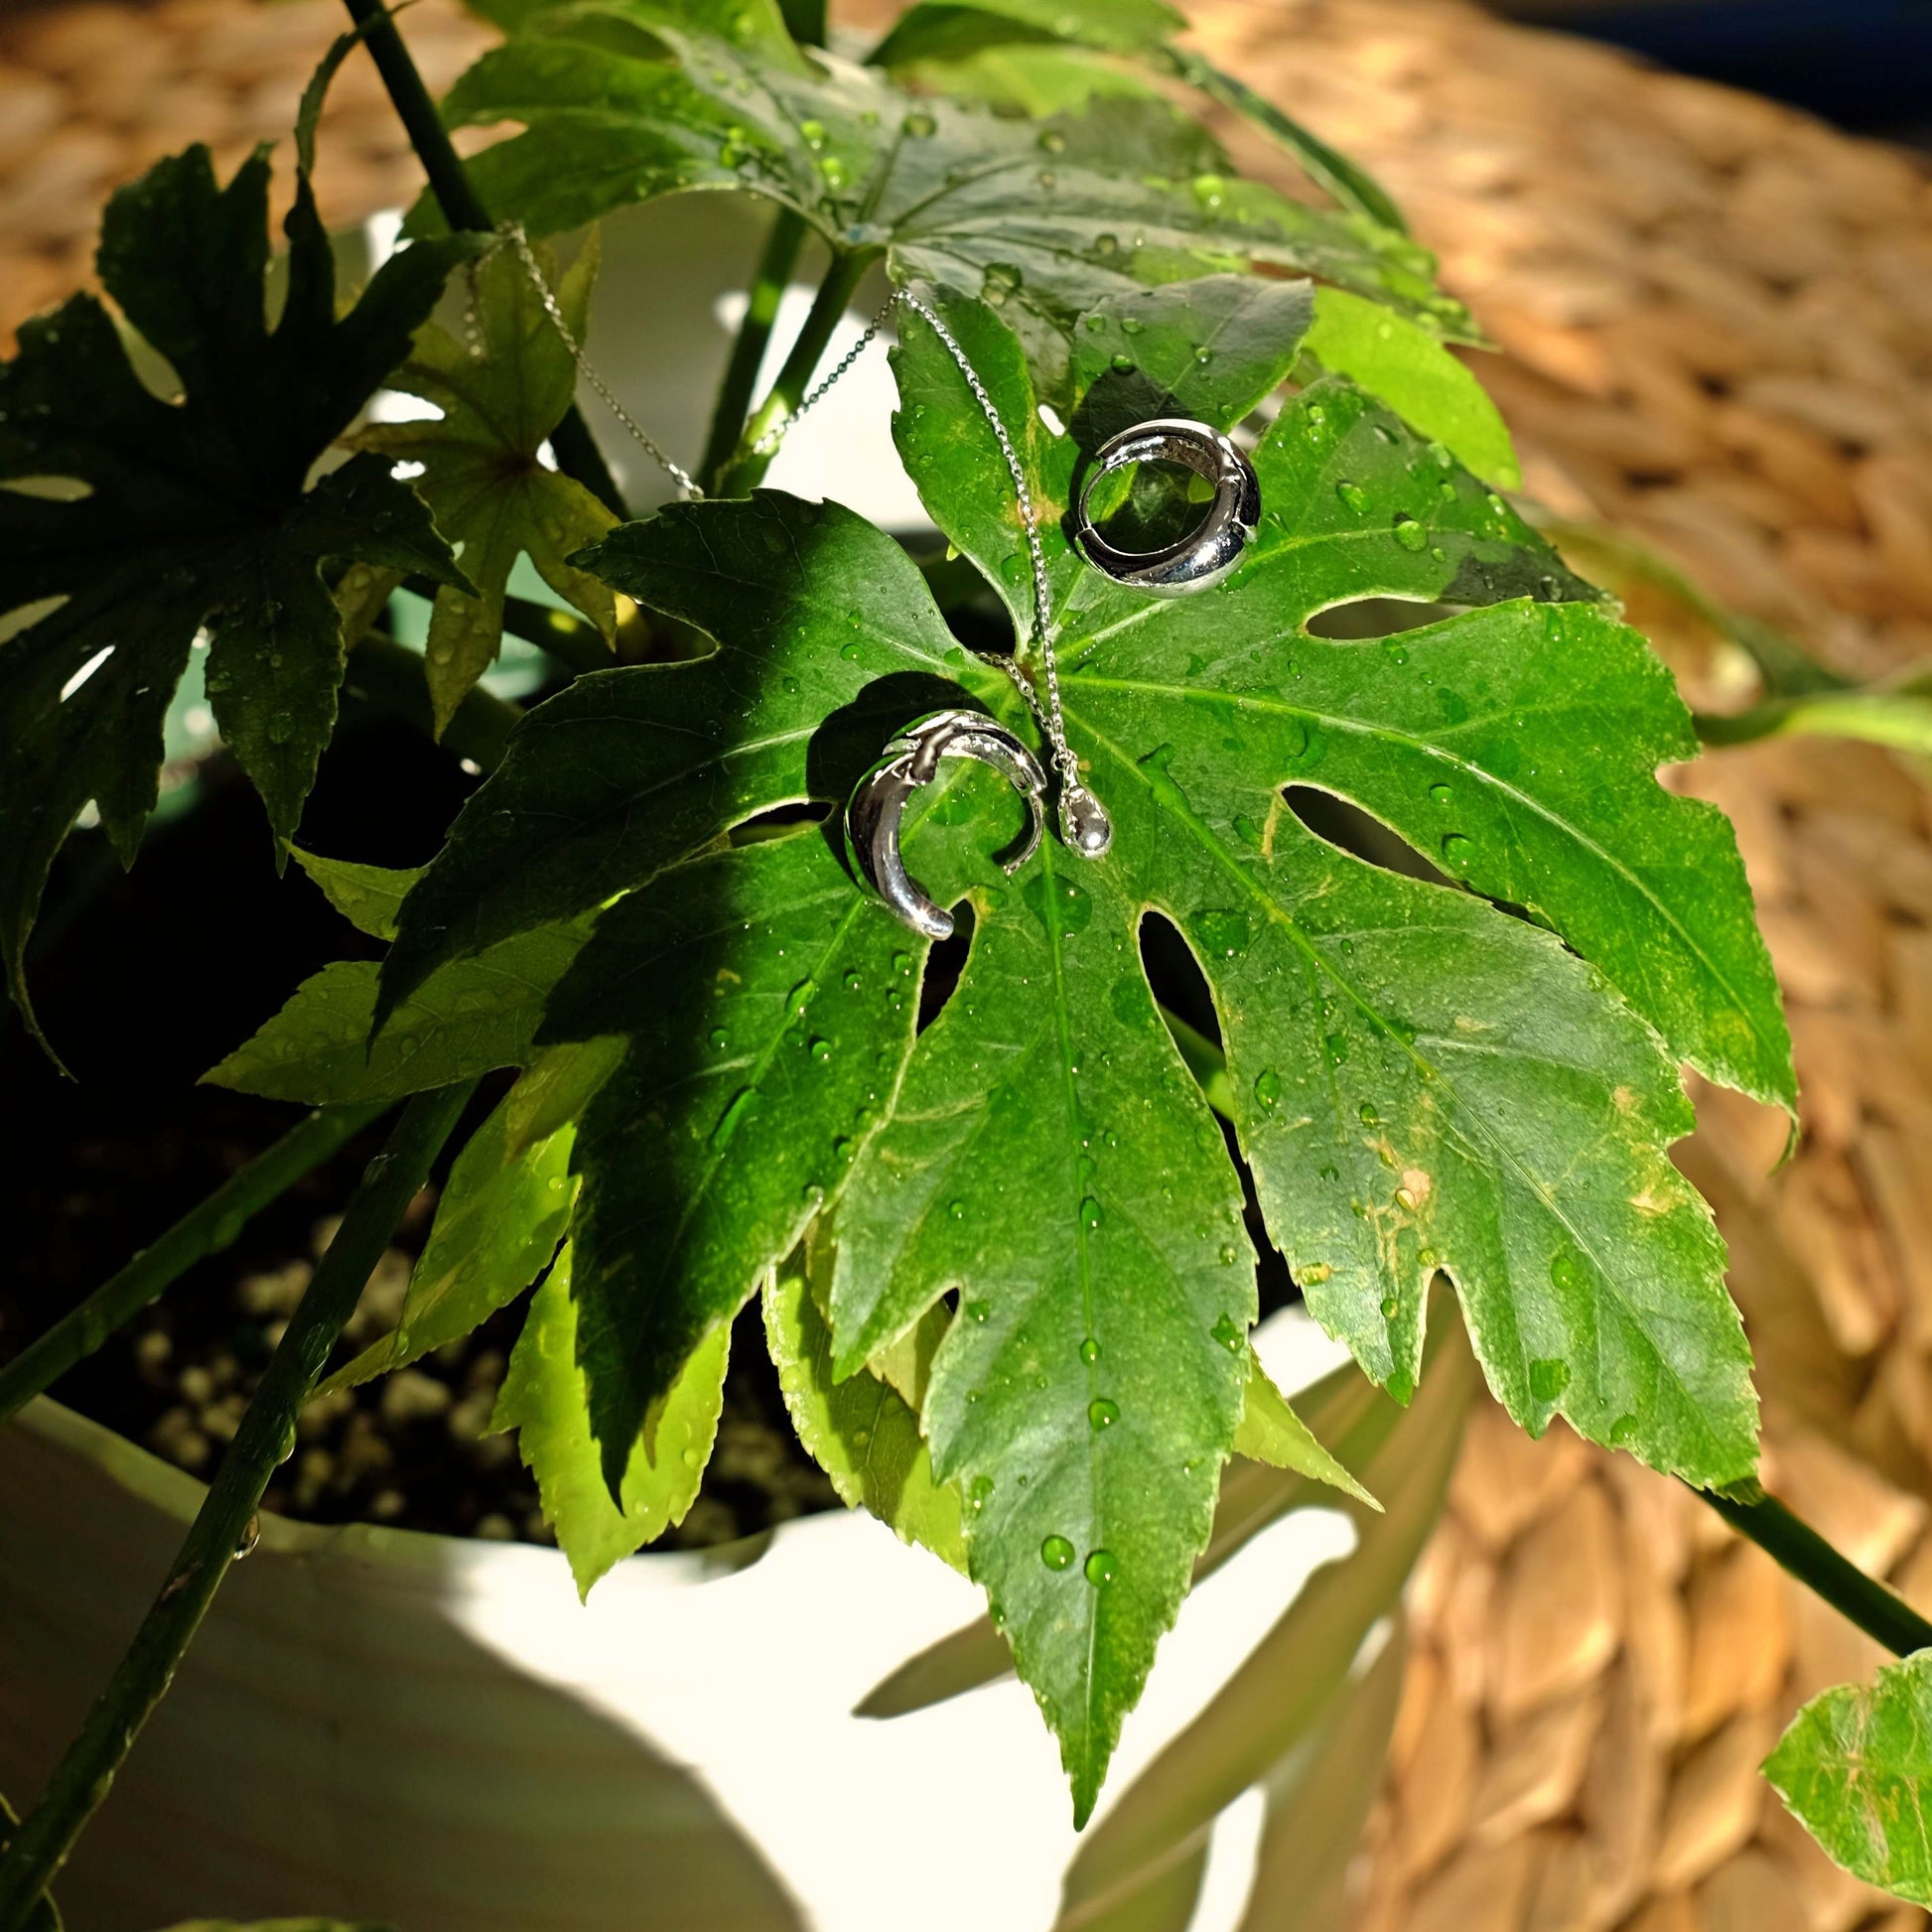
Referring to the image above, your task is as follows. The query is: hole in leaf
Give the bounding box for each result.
[917,900,974,1035]
[1283,786,1453,888]
[729,800,829,845]
[1306,597,1461,640]
[1139,908,1219,1047]
[1138,912,1301,1321]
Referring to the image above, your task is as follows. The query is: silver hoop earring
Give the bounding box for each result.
[846,711,1048,939]
[1072,418,1261,595]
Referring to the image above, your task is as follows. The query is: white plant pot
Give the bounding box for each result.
[0,1307,1471,1932]
[2,200,1474,1931]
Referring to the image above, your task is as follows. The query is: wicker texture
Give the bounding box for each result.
[4,4,1932,1928]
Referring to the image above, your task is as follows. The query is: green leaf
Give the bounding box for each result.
[503,1035,626,1157]
[204,912,593,1104]
[856,287,1770,1809]
[867,1,1411,235]
[1303,286,1520,489]
[318,1087,575,1396]
[891,44,1164,118]
[346,232,617,735]
[430,8,1468,404]
[0,135,477,1042]
[868,0,1183,66]
[1766,1652,1932,1907]
[534,825,932,1489]
[290,848,421,941]
[385,281,1781,1820]
[763,1239,967,1572]
[491,1246,729,1595]
[1068,273,1314,448]
[1234,1355,1379,1510]
[376,491,972,1025]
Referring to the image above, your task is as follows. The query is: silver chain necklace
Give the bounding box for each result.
[475,224,1111,857]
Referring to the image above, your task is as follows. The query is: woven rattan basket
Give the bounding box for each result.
[5,4,1932,1928]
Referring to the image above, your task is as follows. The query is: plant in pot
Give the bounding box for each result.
[3,0,1931,1925]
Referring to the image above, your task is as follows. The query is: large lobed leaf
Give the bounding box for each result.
[426,0,1467,407]
[367,267,1783,1816]
[1766,1653,1932,1908]
[0,142,477,1041]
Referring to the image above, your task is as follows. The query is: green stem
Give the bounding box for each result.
[1697,1484,1932,1658]
[0,1104,386,1425]
[338,0,627,520]
[716,245,880,496]
[343,632,519,770]
[700,206,808,492]
[0,1084,477,1931]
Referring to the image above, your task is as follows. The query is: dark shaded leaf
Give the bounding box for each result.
[0,140,477,1038]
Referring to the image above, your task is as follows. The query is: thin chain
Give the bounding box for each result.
[890,292,1072,788]
[486,224,703,499]
[750,291,898,457]
[483,232,1079,799]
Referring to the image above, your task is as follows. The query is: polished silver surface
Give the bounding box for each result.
[1072,417,1262,595]
[846,711,1049,938]
[1059,783,1114,858]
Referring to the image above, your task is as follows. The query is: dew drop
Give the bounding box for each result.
[1429,782,1451,805]
[1041,1534,1076,1571]
[1382,640,1409,665]
[967,1299,990,1323]
[809,1036,832,1064]
[708,1028,728,1049]
[1529,1357,1572,1402]
[799,118,827,149]
[1210,1312,1243,1352]
[1440,832,1473,865]
[1194,906,1250,957]
[1078,1335,1100,1365]
[1380,1295,1399,1320]
[1334,481,1367,514]
[1088,1397,1119,1431]
[1120,315,1144,335]
[1093,232,1119,256]
[1550,1249,1585,1293]
[1359,1101,1380,1126]
[970,1475,994,1511]
[902,110,936,138]
[1324,1032,1349,1066]
[1110,350,1135,372]
[1254,1066,1283,1111]
[1191,173,1227,208]
[1392,512,1429,552]
[1084,1548,1119,1586]
[1080,1196,1104,1232]
[949,1198,966,1219]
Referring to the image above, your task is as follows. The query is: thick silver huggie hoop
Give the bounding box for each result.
[846,711,1049,939]
[1072,417,1262,595]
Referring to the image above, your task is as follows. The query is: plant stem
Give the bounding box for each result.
[716,245,881,496]
[1697,1484,1932,1657]
[0,1104,386,1426]
[338,0,627,521]
[700,206,808,492]
[0,1083,476,1931]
